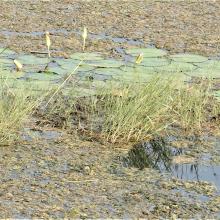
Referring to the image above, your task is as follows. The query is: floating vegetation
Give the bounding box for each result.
[0,46,220,92]
[170,53,208,63]
[45,31,51,58]
[82,26,88,51]
[70,52,104,60]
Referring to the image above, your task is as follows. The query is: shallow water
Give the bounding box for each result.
[172,163,220,191]
[0,29,145,46]
[124,137,220,191]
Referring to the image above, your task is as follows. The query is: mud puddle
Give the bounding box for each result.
[172,163,220,191]
[123,136,220,192]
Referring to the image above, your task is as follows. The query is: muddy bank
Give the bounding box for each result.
[0,128,220,218]
[1,0,220,56]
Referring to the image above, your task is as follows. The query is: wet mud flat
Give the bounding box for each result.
[0,0,220,218]
[1,0,220,57]
[0,128,220,218]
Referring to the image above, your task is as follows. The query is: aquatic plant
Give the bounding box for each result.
[0,76,40,145]
[13,59,23,71]
[41,75,220,143]
[82,27,88,51]
[45,31,51,58]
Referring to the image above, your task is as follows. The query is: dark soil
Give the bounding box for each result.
[0,129,219,218]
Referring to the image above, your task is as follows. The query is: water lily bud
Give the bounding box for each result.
[14,59,23,71]
[135,53,144,64]
[82,27,88,40]
[45,31,51,48]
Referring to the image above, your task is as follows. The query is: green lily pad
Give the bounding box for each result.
[94,68,124,76]
[0,48,16,57]
[119,64,190,82]
[79,64,96,72]
[77,71,113,81]
[45,66,69,75]
[126,48,167,57]
[22,64,46,74]
[70,52,104,61]
[0,70,25,79]
[153,62,196,74]
[25,72,61,81]
[87,59,124,68]
[113,72,153,82]
[16,55,49,65]
[5,76,56,93]
[113,66,156,82]
[0,58,13,65]
[170,54,208,63]
[58,60,92,73]
[195,60,220,69]
[0,58,14,69]
[128,57,170,67]
[55,58,80,67]
[121,65,157,74]
[187,68,220,78]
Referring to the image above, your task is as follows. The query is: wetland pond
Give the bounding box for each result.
[1,0,220,217]
[1,22,220,219]
[123,136,220,193]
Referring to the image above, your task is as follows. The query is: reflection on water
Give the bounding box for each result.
[123,137,173,170]
[124,137,220,191]
[172,163,220,191]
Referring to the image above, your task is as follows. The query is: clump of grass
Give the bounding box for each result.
[169,82,211,130]
[41,76,220,143]
[95,77,176,142]
[0,77,42,145]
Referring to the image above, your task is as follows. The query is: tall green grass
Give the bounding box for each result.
[42,76,220,143]
[0,77,44,145]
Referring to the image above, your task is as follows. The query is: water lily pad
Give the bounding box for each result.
[94,68,124,76]
[126,48,167,57]
[114,72,153,82]
[25,72,61,81]
[16,55,49,65]
[0,58,13,65]
[79,64,96,72]
[61,62,81,71]
[195,60,220,69]
[87,59,124,68]
[46,66,68,75]
[0,48,16,57]
[170,54,208,63]
[155,62,196,73]
[187,67,220,78]
[77,71,113,81]
[113,66,156,82]
[22,64,45,74]
[128,57,170,67]
[58,60,92,72]
[121,65,156,74]
[55,58,80,67]
[0,58,14,69]
[70,52,104,61]
[0,70,25,79]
